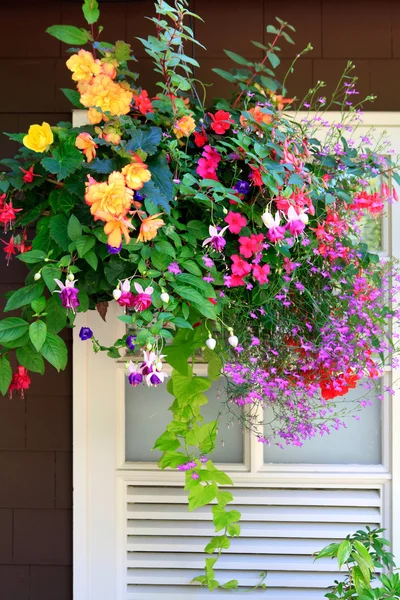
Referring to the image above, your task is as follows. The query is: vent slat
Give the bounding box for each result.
[127,586,330,599]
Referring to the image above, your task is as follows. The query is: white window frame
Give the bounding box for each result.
[72,111,400,600]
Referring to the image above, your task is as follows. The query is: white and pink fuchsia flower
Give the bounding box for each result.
[203,225,229,252]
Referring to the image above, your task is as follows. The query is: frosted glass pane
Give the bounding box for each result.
[125,379,243,463]
[264,382,382,465]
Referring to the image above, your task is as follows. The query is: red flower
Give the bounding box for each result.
[132,90,153,115]
[1,236,17,265]
[0,201,22,231]
[238,233,264,258]
[9,366,31,398]
[224,211,247,234]
[208,297,217,305]
[208,110,233,135]
[193,128,208,147]
[20,165,40,184]
[249,166,263,187]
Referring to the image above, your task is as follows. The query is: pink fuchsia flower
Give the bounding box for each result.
[286,206,308,236]
[146,369,168,386]
[117,279,134,307]
[261,210,286,243]
[224,211,247,234]
[231,254,252,277]
[8,366,31,398]
[252,263,270,284]
[203,225,228,252]
[54,277,80,311]
[208,110,233,134]
[238,233,264,258]
[132,282,153,312]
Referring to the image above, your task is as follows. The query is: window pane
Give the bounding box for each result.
[360,214,382,253]
[125,379,244,463]
[263,382,382,465]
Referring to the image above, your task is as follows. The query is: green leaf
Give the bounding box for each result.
[46,24,91,45]
[76,235,96,258]
[221,580,239,590]
[67,214,82,241]
[41,332,68,371]
[158,450,187,469]
[212,68,237,83]
[171,285,216,319]
[203,347,222,381]
[16,249,46,264]
[114,40,133,62]
[85,250,98,271]
[29,320,47,352]
[153,431,180,452]
[42,266,62,293]
[60,88,84,109]
[31,297,46,314]
[268,52,280,69]
[186,421,218,452]
[188,483,217,511]
[126,126,162,155]
[154,240,176,257]
[45,296,67,334]
[16,345,45,374]
[50,214,70,251]
[151,250,171,271]
[144,152,174,213]
[204,534,230,554]
[181,260,202,277]
[175,273,215,298]
[86,158,117,174]
[77,290,89,312]
[41,142,83,181]
[82,0,100,25]
[0,354,12,396]
[187,220,209,239]
[172,373,211,401]
[0,318,29,344]
[172,317,192,329]
[224,49,249,66]
[4,283,44,312]
[337,539,352,569]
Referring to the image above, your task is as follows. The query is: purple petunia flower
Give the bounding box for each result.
[126,335,136,351]
[79,327,93,341]
[234,180,250,195]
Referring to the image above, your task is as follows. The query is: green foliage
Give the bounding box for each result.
[82,0,100,24]
[42,141,83,181]
[46,24,91,45]
[0,354,12,395]
[40,332,68,372]
[4,283,44,312]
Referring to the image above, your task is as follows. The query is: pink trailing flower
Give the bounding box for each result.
[54,276,80,311]
[286,206,308,236]
[231,254,252,277]
[132,283,153,312]
[196,145,221,181]
[238,233,264,258]
[261,210,286,243]
[224,211,247,234]
[252,263,270,284]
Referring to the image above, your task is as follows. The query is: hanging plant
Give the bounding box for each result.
[0,0,399,591]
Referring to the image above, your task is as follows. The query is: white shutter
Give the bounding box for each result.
[125,484,382,599]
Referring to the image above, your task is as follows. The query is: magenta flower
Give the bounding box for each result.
[132,283,153,312]
[54,277,80,311]
[168,261,182,274]
[203,225,228,252]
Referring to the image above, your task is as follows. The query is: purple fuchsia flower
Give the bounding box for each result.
[126,361,143,387]
[126,335,136,352]
[202,225,228,252]
[131,283,153,312]
[107,243,122,254]
[79,327,93,341]
[234,180,250,194]
[54,277,80,311]
[168,261,182,274]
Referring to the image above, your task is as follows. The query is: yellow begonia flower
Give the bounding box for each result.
[137,214,165,243]
[23,122,53,153]
[122,158,152,190]
[85,172,133,217]
[66,49,102,83]
[80,74,133,117]
[75,132,98,163]
[173,115,196,139]
[87,108,104,125]
[94,211,135,248]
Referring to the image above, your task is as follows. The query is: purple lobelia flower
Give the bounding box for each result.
[79,327,93,341]
[54,277,80,311]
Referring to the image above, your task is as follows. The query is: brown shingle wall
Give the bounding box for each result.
[0,1,399,598]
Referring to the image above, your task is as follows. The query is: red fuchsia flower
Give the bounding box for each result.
[238,233,264,258]
[8,366,31,399]
[275,191,315,216]
[131,283,153,312]
[224,211,247,234]
[350,190,385,215]
[202,225,228,252]
[20,165,40,184]
[208,110,233,134]
[54,277,80,311]
[193,128,207,147]
[132,89,153,115]
[117,279,135,307]
[249,166,263,187]
[1,236,17,265]
[0,200,22,231]
[231,254,252,277]
[0,193,5,209]
[252,263,270,284]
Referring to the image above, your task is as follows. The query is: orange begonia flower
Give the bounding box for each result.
[122,157,152,190]
[272,94,294,111]
[85,172,133,216]
[136,214,165,243]
[173,115,196,139]
[87,107,105,125]
[80,74,133,118]
[240,106,272,128]
[75,132,98,163]
[95,211,135,248]
[66,49,101,83]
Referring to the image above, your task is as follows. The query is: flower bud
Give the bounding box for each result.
[222,207,228,215]
[155,361,163,371]
[44,258,50,263]
[160,292,170,303]
[206,337,216,350]
[113,289,122,301]
[34,272,41,281]
[67,273,75,281]
[228,335,239,348]
[146,343,153,351]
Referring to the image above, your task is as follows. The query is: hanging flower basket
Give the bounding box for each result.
[0,0,399,591]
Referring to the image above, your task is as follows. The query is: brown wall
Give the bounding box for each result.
[1,0,400,598]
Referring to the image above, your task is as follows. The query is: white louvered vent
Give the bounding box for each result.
[125,485,382,599]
